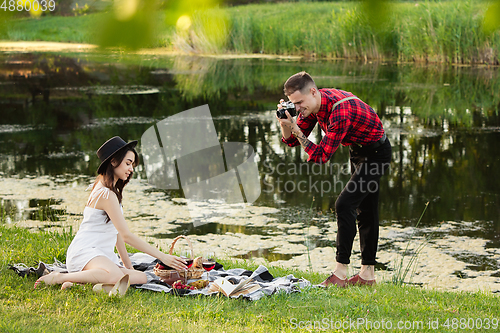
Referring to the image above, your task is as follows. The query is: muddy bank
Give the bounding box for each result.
[1,175,499,293]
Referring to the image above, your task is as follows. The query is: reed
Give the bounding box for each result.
[392,202,431,286]
[196,1,500,64]
[0,205,5,223]
[305,197,315,271]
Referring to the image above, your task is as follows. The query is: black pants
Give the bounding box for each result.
[335,139,392,265]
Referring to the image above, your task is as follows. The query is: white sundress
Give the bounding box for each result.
[66,186,123,273]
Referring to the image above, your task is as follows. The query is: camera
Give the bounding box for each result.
[276,101,296,119]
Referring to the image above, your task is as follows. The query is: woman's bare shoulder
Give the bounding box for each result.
[88,184,119,210]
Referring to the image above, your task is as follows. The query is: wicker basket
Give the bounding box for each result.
[153,235,204,280]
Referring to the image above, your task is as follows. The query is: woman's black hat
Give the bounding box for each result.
[96,136,138,175]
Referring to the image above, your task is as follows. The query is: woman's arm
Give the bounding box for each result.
[116,233,133,269]
[97,192,187,271]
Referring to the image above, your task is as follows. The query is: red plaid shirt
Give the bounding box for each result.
[282,89,384,164]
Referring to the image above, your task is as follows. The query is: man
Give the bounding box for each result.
[277,71,391,287]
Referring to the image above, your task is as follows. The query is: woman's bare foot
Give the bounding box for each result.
[34,272,62,289]
[61,282,74,290]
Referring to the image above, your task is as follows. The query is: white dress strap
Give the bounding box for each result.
[86,186,111,208]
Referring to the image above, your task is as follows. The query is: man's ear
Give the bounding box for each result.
[310,86,317,96]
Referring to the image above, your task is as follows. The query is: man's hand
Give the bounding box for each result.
[276,98,311,149]
[276,99,299,137]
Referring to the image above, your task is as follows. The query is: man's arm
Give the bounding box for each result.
[278,111,317,147]
[303,119,349,164]
[279,116,293,140]
[291,126,312,150]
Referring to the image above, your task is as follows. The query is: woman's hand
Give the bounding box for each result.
[160,254,188,271]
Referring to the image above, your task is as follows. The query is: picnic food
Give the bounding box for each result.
[188,279,209,289]
[154,236,204,280]
[172,280,195,290]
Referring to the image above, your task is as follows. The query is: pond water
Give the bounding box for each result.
[1,51,499,291]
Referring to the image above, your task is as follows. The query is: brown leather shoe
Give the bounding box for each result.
[320,273,347,288]
[347,274,376,286]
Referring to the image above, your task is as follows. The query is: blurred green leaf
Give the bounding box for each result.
[174,7,230,53]
[361,0,391,31]
[162,0,221,26]
[483,0,500,34]
[95,0,159,50]
[93,0,223,50]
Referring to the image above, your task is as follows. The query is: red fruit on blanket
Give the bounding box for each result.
[172,279,206,291]
[172,280,191,290]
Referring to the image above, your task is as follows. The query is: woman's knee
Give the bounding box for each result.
[106,272,126,284]
[83,256,125,283]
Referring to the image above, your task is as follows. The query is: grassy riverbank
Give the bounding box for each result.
[223,1,500,63]
[1,223,499,332]
[3,1,500,64]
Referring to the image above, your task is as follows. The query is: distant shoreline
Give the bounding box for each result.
[0,41,97,52]
[0,41,303,60]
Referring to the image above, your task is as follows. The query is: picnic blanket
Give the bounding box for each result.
[10,253,312,301]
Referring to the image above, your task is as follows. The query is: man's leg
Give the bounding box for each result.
[355,184,380,281]
[320,156,369,287]
[357,182,380,267]
[334,156,371,266]
[349,141,392,284]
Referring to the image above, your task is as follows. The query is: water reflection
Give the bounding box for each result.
[0,198,64,223]
[0,52,499,251]
[154,221,281,239]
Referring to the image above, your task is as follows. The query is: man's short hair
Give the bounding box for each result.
[284,71,317,96]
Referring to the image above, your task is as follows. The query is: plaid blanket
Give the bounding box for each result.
[10,253,312,301]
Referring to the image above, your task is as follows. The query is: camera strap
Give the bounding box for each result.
[331,96,361,112]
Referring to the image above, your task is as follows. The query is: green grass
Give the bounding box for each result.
[5,14,102,43]
[4,1,500,63]
[1,223,499,332]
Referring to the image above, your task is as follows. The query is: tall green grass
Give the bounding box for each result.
[205,1,500,64]
[4,1,500,63]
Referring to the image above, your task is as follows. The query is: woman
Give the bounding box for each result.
[35,136,187,290]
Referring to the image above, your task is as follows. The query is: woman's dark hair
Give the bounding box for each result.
[92,147,139,222]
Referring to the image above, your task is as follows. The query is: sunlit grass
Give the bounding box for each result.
[223,1,500,63]
[4,1,500,63]
[5,14,101,43]
[1,223,500,332]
